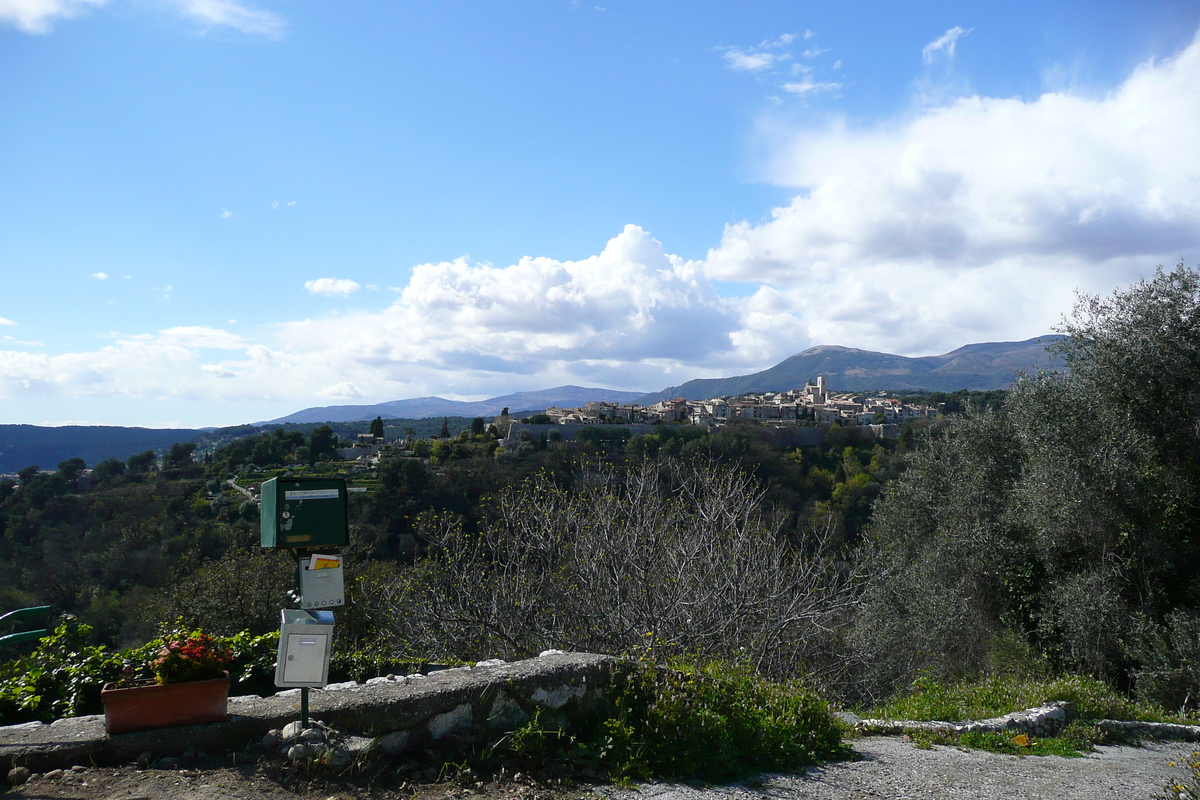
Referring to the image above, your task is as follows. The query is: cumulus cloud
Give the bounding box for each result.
[90,272,108,280]
[0,0,106,34]
[922,26,971,64]
[707,29,1200,354]
[0,318,14,327]
[0,227,751,409]
[305,278,361,297]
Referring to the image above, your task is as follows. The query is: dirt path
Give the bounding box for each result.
[4,737,1196,800]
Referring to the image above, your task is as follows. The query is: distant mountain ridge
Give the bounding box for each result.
[265,385,648,424]
[636,336,1066,404]
[0,425,199,474]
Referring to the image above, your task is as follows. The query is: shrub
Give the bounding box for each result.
[485,657,848,782]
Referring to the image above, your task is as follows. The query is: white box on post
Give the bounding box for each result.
[275,609,334,688]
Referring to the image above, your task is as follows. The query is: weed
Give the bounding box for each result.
[1160,750,1200,800]
[868,673,1198,725]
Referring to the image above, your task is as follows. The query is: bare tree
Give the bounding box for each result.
[368,458,863,686]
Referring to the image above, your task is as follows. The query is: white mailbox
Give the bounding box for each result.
[275,609,335,688]
[299,553,345,609]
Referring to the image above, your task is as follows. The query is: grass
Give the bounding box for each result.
[867,673,1198,725]
[905,720,1109,757]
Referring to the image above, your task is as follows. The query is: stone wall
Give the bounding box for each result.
[0,651,622,774]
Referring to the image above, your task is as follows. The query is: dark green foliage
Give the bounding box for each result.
[0,618,284,724]
[309,425,338,464]
[126,450,157,474]
[484,659,847,782]
[369,416,385,439]
[855,263,1200,707]
[162,442,198,471]
[599,659,848,780]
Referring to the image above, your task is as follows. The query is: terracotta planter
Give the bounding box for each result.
[101,672,229,735]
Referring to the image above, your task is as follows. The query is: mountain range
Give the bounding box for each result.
[0,337,1067,472]
[635,336,1066,404]
[264,386,647,424]
[270,335,1066,424]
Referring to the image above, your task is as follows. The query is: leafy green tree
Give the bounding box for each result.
[56,458,86,486]
[439,418,451,439]
[470,417,485,436]
[126,450,157,474]
[89,457,125,486]
[309,426,337,464]
[162,442,197,471]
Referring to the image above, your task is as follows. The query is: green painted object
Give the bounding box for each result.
[0,606,51,626]
[260,477,349,549]
[0,629,48,647]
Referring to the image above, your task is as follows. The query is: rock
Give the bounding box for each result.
[43,769,64,781]
[70,765,87,773]
[182,747,196,758]
[330,749,352,767]
[300,727,324,743]
[429,703,472,740]
[156,757,181,769]
[475,658,506,667]
[539,649,566,657]
[262,730,279,746]
[136,751,152,768]
[7,767,31,786]
[287,744,310,761]
[377,730,410,756]
[281,720,304,742]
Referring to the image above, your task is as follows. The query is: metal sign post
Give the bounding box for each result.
[260,478,349,731]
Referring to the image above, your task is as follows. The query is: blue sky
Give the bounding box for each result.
[2,1,1199,428]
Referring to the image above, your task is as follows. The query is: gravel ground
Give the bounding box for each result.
[605,737,1198,800]
[4,737,1195,800]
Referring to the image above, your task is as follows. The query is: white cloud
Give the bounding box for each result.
[0,0,281,35]
[706,29,1200,355]
[167,0,283,37]
[0,317,15,326]
[0,227,747,408]
[802,47,830,58]
[922,26,971,64]
[783,81,841,96]
[220,209,232,219]
[0,0,106,34]
[720,33,805,73]
[90,271,108,280]
[305,278,361,297]
[722,47,778,72]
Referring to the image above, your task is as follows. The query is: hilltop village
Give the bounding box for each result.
[537,377,942,428]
